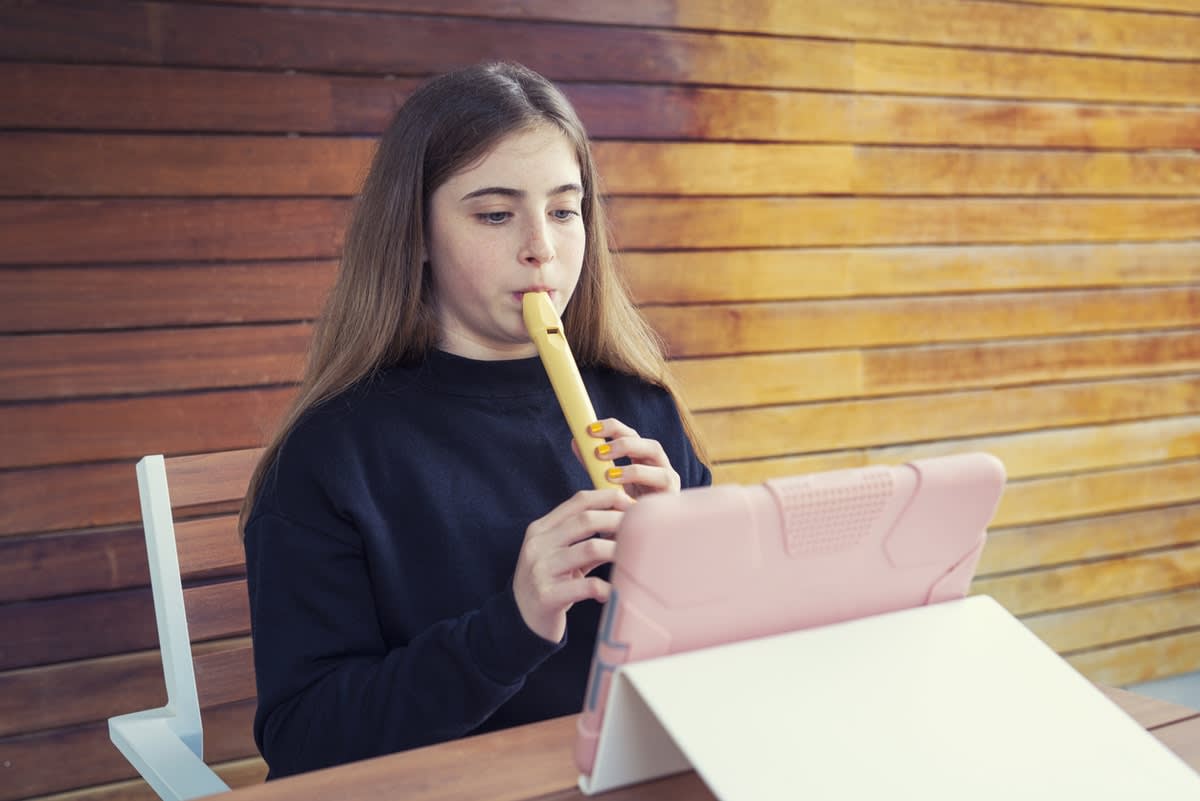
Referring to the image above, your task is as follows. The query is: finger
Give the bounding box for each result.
[587,417,639,441]
[540,575,612,608]
[529,488,633,535]
[548,508,626,548]
[596,435,671,469]
[603,463,680,495]
[543,537,617,578]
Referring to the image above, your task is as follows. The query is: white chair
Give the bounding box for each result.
[108,449,263,800]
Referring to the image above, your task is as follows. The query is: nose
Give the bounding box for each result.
[521,219,555,267]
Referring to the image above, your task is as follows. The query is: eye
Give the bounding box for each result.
[477,211,512,224]
[551,209,580,222]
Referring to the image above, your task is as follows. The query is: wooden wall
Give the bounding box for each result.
[2,1,1199,798]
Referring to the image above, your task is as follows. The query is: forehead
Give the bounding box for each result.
[447,126,582,189]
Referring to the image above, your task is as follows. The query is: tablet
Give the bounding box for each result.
[575,452,1007,777]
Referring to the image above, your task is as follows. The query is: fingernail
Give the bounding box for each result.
[606,467,623,482]
[595,443,612,458]
[588,422,604,435]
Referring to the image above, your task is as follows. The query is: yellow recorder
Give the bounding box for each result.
[522,292,619,491]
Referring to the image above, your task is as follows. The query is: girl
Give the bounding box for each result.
[241,61,710,779]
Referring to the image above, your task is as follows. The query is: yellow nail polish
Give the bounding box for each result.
[588,422,604,435]
[596,443,613,458]
[606,467,623,482]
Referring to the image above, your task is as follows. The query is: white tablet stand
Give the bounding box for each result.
[580,595,1200,800]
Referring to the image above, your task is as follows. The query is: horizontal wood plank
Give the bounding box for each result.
[0,387,293,470]
[192,0,1200,60]
[0,199,348,265]
[40,137,1200,199]
[0,134,374,198]
[973,542,1200,616]
[168,450,259,512]
[982,504,1200,575]
[0,700,256,801]
[0,261,334,334]
[710,416,1200,499]
[0,325,309,401]
[0,515,246,605]
[183,579,251,642]
[697,375,1200,462]
[174,515,248,580]
[0,463,140,538]
[194,645,256,709]
[4,4,1198,102]
[623,243,1200,304]
[0,587,155,671]
[7,64,1199,149]
[596,142,1200,197]
[610,197,1200,251]
[11,198,1198,264]
[995,459,1200,527]
[0,638,250,739]
[1024,588,1200,653]
[651,289,1200,358]
[29,757,266,801]
[1068,629,1200,686]
[871,416,1200,484]
[673,331,1200,409]
[0,526,147,604]
[0,63,411,134]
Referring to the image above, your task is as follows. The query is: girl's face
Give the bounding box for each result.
[427,125,586,361]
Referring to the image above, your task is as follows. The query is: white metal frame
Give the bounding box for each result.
[108,454,231,800]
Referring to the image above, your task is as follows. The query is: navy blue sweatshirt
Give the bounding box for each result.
[244,350,711,778]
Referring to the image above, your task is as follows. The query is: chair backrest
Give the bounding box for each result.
[138,449,262,758]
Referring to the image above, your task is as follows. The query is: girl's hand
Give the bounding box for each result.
[512,488,634,643]
[581,418,682,499]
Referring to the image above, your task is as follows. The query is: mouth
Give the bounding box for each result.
[515,287,555,302]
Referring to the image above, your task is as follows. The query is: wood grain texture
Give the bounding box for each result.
[995,458,1200,527]
[648,288,1200,358]
[0,262,334,334]
[0,587,155,671]
[974,542,1200,616]
[981,504,1200,575]
[0,134,374,197]
[0,63,412,134]
[0,700,256,801]
[0,325,309,401]
[194,645,256,709]
[0,387,293,470]
[1068,630,1200,686]
[4,3,1198,102]
[673,331,1200,410]
[28,758,266,801]
[192,0,1200,60]
[595,142,1200,196]
[622,243,1200,304]
[7,63,1200,149]
[183,580,251,642]
[697,376,1200,462]
[0,463,142,538]
[0,515,245,605]
[1024,588,1200,653]
[0,637,248,739]
[0,526,147,604]
[0,199,349,265]
[609,197,1200,250]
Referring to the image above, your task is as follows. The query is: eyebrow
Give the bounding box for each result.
[459,183,583,202]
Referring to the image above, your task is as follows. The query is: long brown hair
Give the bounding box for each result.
[240,62,707,534]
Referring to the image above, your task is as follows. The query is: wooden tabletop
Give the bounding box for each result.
[223,686,1200,801]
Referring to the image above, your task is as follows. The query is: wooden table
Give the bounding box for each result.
[223,686,1200,801]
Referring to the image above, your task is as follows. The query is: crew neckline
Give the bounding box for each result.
[404,348,555,399]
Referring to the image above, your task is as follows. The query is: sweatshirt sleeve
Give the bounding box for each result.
[244,510,562,778]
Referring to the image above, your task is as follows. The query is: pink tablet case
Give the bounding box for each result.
[575,452,1007,776]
